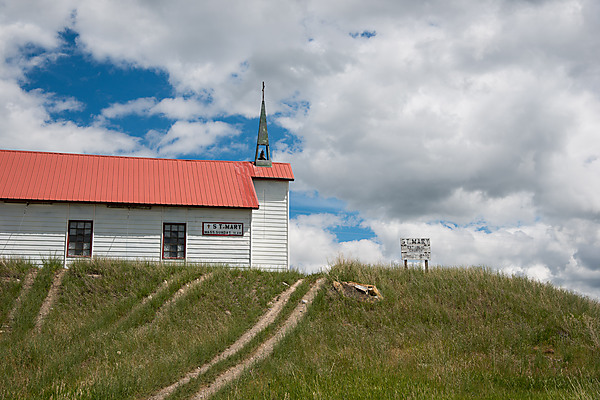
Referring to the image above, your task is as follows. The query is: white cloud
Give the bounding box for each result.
[72,0,312,113]
[289,214,341,273]
[291,213,600,298]
[0,0,77,79]
[0,0,150,156]
[0,80,145,155]
[152,97,213,120]
[100,97,216,121]
[100,97,157,119]
[155,120,239,157]
[28,89,85,114]
[290,213,386,273]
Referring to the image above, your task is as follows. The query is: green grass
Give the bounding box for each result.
[0,259,302,399]
[0,258,34,328]
[6,258,61,336]
[215,259,600,399]
[1,257,600,399]
[166,277,316,400]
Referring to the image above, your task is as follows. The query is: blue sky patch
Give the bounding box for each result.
[350,30,377,39]
[290,191,376,242]
[21,29,172,134]
[329,218,377,243]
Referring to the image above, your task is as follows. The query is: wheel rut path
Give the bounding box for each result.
[190,278,326,400]
[150,273,214,321]
[34,268,66,334]
[148,278,325,400]
[121,272,214,334]
[148,278,304,400]
[1,268,38,334]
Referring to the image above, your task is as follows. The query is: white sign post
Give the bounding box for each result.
[401,238,431,271]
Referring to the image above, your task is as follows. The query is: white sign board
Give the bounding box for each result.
[202,222,244,236]
[401,238,431,260]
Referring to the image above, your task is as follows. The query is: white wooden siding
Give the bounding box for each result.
[0,202,252,267]
[93,206,163,260]
[187,209,251,266]
[0,203,67,264]
[251,180,289,270]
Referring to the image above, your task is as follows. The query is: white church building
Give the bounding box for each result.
[0,86,293,270]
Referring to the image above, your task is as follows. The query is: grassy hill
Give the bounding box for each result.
[1,258,599,399]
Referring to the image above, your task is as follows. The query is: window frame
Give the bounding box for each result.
[162,223,186,260]
[67,220,93,258]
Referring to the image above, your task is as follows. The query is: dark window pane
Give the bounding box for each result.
[68,220,92,257]
[163,223,185,259]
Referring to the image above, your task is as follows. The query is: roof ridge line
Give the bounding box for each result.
[0,149,290,165]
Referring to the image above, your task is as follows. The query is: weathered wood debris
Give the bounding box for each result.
[333,280,383,302]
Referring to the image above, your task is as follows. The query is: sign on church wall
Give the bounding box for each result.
[202,222,244,236]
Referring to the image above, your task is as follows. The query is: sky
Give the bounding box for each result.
[1,0,600,298]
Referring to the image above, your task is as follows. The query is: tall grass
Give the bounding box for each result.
[6,258,61,336]
[166,277,315,400]
[2,257,599,399]
[0,259,302,399]
[217,258,600,399]
[0,258,33,328]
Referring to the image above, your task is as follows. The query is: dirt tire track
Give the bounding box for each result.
[140,279,171,307]
[133,273,214,337]
[1,268,38,334]
[190,278,326,400]
[113,272,212,333]
[154,272,214,318]
[112,277,171,329]
[147,278,304,400]
[34,268,66,334]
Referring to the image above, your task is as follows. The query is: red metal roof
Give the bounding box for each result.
[0,150,293,208]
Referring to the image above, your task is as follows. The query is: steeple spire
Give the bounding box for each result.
[254,82,272,167]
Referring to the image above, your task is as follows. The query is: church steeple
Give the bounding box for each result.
[254,82,272,167]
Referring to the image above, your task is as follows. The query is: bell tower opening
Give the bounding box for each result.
[254,82,272,167]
